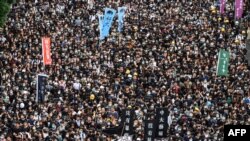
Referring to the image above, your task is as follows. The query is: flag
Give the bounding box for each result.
[98,14,105,40]
[216,49,230,76]
[102,125,123,135]
[102,8,116,39]
[155,108,168,138]
[220,0,226,14]
[235,0,244,19]
[121,109,135,136]
[36,74,48,103]
[42,37,52,65]
[144,120,156,141]
[118,7,127,32]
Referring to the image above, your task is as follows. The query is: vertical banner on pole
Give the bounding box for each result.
[98,14,104,40]
[155,108,168,138]
[102,8,116,38]
[42,37,52,65]
[220,0,226,14]
[121,109,135,136]
[144,120,156,141]
[36,74,48,103]
[118,7,127,32]
[216,49,230,76]
[235,0,244,19]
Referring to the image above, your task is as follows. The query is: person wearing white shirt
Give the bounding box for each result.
[73,80,82,91]
[247,27,250,40]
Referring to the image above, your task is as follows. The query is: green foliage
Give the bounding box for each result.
[0,0,15,27]
[0,0,16,4]
[0,15,7,27]
[6,0,16,4]
[0,1,10,17]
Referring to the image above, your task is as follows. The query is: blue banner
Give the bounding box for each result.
[118,7,127,32]
[102,8,116,39]
[98,14,104,40]
[36,74,48,103]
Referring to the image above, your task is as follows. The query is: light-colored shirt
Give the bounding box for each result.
[247,28,250,40]
[73,82,82,90]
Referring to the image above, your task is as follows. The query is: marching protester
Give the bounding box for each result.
[0,0,250,140]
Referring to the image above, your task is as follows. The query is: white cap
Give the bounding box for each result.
[20,103,25,109]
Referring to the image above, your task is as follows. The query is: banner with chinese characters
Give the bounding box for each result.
[155,108,168,138]
[216,49,230,76]
[121,109,135,135]
[102,8,116,39]
[98,14,104,40]
[220,0,226,14]
[235,0,244,19]
[144,120,156,141]
[118,7,127,32]
[42,37,52,65]
[36,74,48,103]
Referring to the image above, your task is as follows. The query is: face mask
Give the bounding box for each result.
[216,114,219,118]
[99,120,103,124]
[207,116,211,120]
[189,113,193,117]
[81,121,84,125]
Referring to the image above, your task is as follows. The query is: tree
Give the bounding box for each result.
[0,0,15,27]
[6,0,16,4]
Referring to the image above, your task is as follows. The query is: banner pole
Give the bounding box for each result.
[120,122,126,137]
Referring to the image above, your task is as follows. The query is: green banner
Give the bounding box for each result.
[216,49,230,76]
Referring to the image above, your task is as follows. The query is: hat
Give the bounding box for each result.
[20,103,25,109]
[194,107,199,112]
[133,72,138,76]
[90,94,95,100]
[221,27,225,32]
[128,105,132,109]
[235,39,240,43]
[126,69,130,74]
[210,5,216,11]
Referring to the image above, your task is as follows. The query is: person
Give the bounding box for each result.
[0,0,250,140]
[247,27,250,40]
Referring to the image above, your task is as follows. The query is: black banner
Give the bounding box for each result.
[121,109,135,136]
[102,125,123,135]
[36,74,48,103]
[155,108,168,138]
[144,120,156,141]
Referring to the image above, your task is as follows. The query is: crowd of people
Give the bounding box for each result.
[0,0,250,140]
